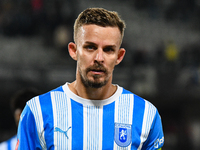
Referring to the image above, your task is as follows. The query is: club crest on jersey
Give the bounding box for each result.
[114,123,132,147]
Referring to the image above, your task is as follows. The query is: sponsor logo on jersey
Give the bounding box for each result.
[114,123,132,147]
[54,127,71,139]
[154,136,164,148]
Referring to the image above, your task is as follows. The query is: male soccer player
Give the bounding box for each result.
[0,88,40,150]
[16,8,164,150]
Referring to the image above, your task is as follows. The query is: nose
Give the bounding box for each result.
[95,49,104,62]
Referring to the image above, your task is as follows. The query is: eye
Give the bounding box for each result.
[104,47,115,53]
[84,45,97,50]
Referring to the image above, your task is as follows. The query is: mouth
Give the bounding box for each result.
[90,69,105,75]
[87,66,107,75]
[86,63,107,76]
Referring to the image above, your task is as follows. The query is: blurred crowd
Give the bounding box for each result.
[0,0,77,50]
[134,0,197,21]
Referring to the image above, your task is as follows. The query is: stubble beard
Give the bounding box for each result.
[79,64,109,88]
[80,74,108,88]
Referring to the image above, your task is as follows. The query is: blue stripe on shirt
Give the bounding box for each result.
[7,138,11,150]
[71,100,83,149]
[132,94,145,149]
[102,101,115,149]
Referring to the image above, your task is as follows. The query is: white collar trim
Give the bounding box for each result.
[62,82,122,106]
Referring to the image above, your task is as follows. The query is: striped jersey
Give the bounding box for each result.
[16,82,164,150]
[0,135,17,150]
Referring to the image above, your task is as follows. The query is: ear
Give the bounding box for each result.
[68,42,77,61]
[115,48,126,65]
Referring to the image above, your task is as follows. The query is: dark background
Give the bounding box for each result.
[0,0,200,150]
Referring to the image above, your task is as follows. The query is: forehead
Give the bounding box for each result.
[76,24,122,46]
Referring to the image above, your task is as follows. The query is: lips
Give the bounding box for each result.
[89,69,105,76]
[91,69,104,72]
[86,63,107,75]
[87,66,107,75]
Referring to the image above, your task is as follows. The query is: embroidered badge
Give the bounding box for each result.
[114,123,132,147]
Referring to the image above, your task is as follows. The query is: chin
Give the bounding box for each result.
[82,78,108,88]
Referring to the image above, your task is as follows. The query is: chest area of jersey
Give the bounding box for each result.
[49,97,138,150]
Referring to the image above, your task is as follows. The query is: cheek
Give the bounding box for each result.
[77,52,91,68]
[107,58,118,71]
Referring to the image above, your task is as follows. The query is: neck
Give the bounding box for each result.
[68,80,117,100]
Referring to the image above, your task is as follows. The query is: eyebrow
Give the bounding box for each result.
[84,41,117,48]
[84,41,97,46]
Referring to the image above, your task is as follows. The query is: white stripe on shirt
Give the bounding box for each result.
[83,105,103,150]
[137,100,156,150]
[114,94,134,150]
[28,96,46,149]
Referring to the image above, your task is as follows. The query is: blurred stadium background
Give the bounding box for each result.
[0,0,200,149]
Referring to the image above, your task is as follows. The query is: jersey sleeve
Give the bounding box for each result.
[0,141,7,150]
[16,104,42,150]
[142,110,164,150]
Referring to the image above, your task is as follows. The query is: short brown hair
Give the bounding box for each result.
[74,8,126,43]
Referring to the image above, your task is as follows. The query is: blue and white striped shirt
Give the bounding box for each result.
[0,135,17,150]
[17,82,164,150]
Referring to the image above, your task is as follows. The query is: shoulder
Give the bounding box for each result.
[121,88,157,110]
[27,85,64,107]
[38,86,64,101]
[24,85,65,121]
[120,87,158,121]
